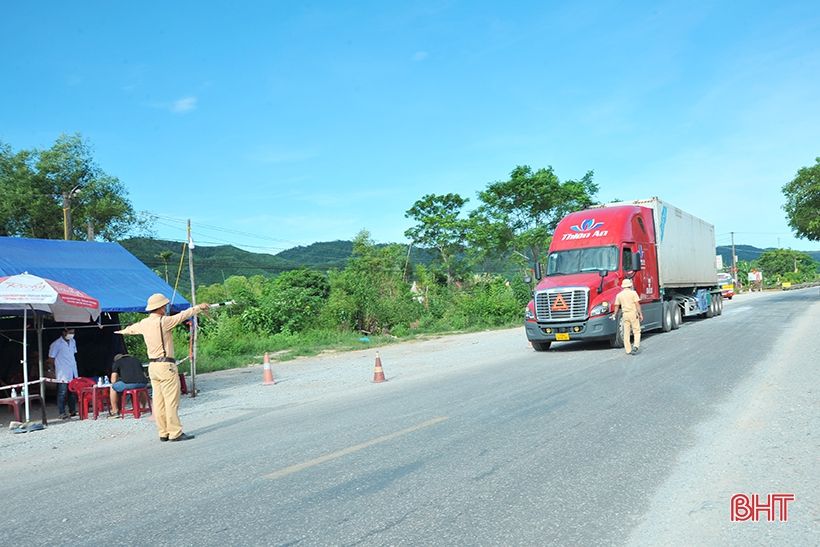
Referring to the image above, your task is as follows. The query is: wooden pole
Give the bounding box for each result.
[62,192,70,240]
[187,220,198,397]
[403,242,413,282]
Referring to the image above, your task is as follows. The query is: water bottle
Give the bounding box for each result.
[97,376,103,387]
[10,387,17,398]
[104,375,109,385]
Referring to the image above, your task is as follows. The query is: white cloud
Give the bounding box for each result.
[171,96,198,113]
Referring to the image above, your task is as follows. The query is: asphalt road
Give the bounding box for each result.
[1,288,817,546]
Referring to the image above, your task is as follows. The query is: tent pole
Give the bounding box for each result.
[187,219,198,398]
[37,315,45,407]
[23,308,30,422]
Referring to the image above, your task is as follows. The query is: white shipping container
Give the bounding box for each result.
[607,198,717,288]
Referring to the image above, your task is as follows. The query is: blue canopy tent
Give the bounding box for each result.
[0,237,190,313]
[0,237,191,416]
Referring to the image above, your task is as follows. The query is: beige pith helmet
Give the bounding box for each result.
[145,293,170,312]
[621,278,633,288]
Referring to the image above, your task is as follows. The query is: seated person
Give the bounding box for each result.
[108,353,149,416]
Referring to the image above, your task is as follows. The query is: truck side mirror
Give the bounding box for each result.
[630,252,642,271]
[534,262,543,280]
[597,269,608,294]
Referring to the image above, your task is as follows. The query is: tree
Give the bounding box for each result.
[782,157,820,241]
[755,249,818,285]
[0,134,145,240]
[468,165,598,265]
[322,230,419,333]
[157,250,174,282]
[405,193,469,284]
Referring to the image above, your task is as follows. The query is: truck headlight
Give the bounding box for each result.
[525,307,535,320]
[590,301,610,317]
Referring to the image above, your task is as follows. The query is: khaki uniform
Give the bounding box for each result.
[117,307,199,439]
[615,288,641,354]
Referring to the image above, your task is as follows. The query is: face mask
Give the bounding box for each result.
[65,334,74,341]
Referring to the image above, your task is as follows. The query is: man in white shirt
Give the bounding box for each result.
[47,328,78,419]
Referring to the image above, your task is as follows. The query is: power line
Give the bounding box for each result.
[147,213,307,246]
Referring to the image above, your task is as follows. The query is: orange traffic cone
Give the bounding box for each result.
[372,352,386,383]
[262,352,275,385]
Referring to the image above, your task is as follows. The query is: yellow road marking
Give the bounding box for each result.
[265,416,449,480]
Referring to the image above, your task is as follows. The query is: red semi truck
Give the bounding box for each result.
[525,197,722,351]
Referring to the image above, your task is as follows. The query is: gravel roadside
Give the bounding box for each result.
[0,327,528,464]
[627,295,820,545]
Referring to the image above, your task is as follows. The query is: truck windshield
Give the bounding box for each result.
[546,246,618,275]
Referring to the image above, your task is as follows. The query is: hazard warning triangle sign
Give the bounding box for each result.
[551,294,569,311]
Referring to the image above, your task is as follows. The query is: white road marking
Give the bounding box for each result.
[265,416,449,480]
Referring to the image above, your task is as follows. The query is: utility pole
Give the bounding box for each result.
[403,242,413,282]
[187,219,198,398]
[61,184,82,240]
[731,231,737,284]
[86,220,95,241]
[62,191,72,240]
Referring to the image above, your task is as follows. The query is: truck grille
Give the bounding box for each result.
[535,288,589,321]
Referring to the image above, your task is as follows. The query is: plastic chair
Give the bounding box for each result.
[79,386,110,420]
[120,387,151,419]
[0,394,48,425]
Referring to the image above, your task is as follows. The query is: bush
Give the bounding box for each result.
[444,275,522,328]
[205,315,256,355]
[189,237,529,371]
[228,268,330,335]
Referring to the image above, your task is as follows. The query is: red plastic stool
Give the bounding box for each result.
[80,387,110,420]
[179,373,188,395]
[120,387,152,419]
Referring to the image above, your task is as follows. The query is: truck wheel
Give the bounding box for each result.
[706,295,715,318]
[662,302,673,332]
[532,341,552,352]
[609,312,624,348]
[671,305,682,330]
[716,295,723,315]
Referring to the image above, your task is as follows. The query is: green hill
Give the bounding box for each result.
[275,240,354,269]
[122,238,819,295]
[121,238,294,292]
[120,238,437,294]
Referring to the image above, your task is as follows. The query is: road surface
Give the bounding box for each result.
[0,288,817,545]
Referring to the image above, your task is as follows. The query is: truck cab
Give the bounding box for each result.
[525,205,660,350]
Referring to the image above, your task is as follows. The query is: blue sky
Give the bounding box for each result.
[2,1,819,258]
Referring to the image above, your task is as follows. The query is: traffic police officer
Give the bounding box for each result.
[612,278,643,355]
